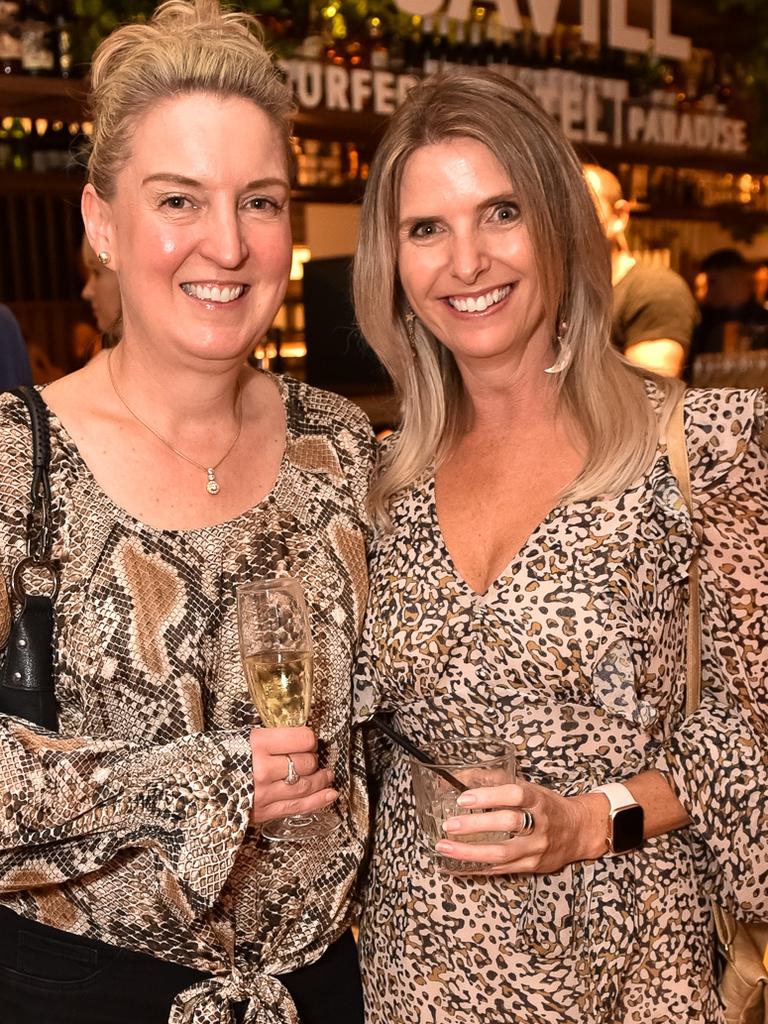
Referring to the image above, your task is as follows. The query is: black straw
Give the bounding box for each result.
[367,714,468,793]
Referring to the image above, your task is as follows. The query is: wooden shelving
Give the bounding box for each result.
[0,75,88,121]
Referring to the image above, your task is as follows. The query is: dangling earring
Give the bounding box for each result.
[544,319,572,374]
[404,308,419,359]
[97,251,111,266]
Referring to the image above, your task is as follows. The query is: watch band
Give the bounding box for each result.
[592,782,637,812]
[592,782,644,855]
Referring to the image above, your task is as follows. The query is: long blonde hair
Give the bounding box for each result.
[353,69,680,527]
[87,0,295,200]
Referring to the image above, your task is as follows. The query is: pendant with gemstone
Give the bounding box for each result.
[206,468,220,495]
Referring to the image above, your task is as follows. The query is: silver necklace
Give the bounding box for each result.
[107,349,243,496]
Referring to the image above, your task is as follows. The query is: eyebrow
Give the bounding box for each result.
[398,191,520,231]
[141,173,289,191]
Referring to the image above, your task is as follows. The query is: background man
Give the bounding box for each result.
[584,164,699,378]
[0,305,32,392]
[692,247,768,356]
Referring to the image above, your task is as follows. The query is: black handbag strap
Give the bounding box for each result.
[9,387,58,603]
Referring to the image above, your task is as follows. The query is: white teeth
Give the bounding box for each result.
[181,284,244,303]
[448,284,511,313]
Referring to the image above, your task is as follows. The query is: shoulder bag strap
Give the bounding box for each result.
[664,393,702,717]
[8,386,57,602]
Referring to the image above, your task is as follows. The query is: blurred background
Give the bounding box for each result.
[2,0,768,422]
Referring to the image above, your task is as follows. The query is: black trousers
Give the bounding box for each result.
[0,907,363,1024]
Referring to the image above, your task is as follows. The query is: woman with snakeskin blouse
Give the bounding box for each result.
[0,2,373,1023]
[352,70,767,1023]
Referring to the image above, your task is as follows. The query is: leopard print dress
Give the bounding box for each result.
[354,387,768,1024]
[0,374,374,1024]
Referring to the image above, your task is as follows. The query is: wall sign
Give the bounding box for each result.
[280,59,749,156]
[392,0,691,61]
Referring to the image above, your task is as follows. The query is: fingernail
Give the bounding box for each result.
[435,841,452,854]
[443,818,460,833]
[456,793,475,807]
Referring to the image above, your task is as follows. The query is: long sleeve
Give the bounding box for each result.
[0,717,253,915]
[654,388,768,919]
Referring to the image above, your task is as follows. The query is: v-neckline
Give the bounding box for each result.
[427,474,569,600]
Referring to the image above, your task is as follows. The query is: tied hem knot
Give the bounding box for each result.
[169,966,299,1024]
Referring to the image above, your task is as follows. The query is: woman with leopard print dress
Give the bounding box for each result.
[352,69,767,1023]
[0,3,373,1023]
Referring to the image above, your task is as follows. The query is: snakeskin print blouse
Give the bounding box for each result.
[0,375,374,1024]
[354,387,767,1024]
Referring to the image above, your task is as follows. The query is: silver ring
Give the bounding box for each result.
[284,755,299,786]
[515,809,535,837]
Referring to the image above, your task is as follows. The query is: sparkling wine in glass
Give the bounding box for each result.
[237,576,340,841]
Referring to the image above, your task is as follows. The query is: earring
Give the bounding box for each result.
[97,251,111,265]
[404,308,419,359]
[544,319,572,375]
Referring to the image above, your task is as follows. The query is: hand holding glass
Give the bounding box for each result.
[410,737,516,872]
[237,576,339,841]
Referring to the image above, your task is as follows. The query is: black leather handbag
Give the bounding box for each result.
[0,386,59,730]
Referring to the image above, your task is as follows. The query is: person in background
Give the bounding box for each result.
[583,164,698,378]
[0,1,373,1022]
[73,234,123,365]
[353,69,766,1023]
[0,304,33,391]
[752,262,768,309]
[692,247,768,355]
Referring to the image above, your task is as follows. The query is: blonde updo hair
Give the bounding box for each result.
[87,0,296,199]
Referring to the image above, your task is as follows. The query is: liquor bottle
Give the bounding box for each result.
[387,28,404,74]
[54,0,72,77]
[448,18,466,66]
[0,117,11,170]
[422,15,447,74]
[716,54,734,110]
[367,16,388,71]
[297,2,324,60]
[520,16,534,66]
[9,115,29,170]
[323,26,345,67]
[402,15,422,74]
[20,0,55,75]
[562,23,583,71]
[495,24,517,68]
[466,10,484,66]
[551,23,565,66]
[46,116,69,171]
[0,0,22,74]
[483,12,503,69]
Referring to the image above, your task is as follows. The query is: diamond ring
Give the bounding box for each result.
[284,755,300,786]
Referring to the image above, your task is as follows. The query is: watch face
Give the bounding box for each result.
[613,804,644,854]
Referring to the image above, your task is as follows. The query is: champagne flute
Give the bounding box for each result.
[237,575,340,841]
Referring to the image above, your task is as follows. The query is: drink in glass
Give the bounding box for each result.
[237,576,340,841]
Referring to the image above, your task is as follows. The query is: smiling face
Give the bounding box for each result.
[397,137,550,376]
[83,91,292,366]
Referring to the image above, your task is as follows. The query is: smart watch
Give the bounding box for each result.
[592,782,644,855]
